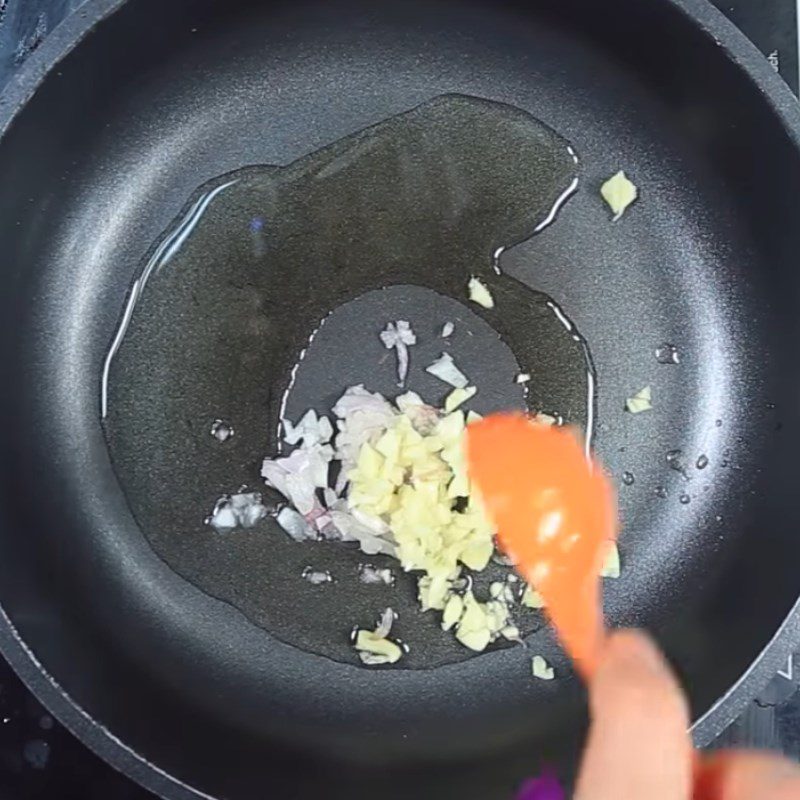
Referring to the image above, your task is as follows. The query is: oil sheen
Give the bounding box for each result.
[102,94,593,668]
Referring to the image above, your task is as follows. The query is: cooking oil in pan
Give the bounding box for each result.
[101,94,594,668]
[655,343,680,365]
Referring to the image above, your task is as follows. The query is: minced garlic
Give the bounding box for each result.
[468,276,495,309]
[626,386,652,414]
[600,541,621,579]
[532,655,555,680]
[601,170,638,221]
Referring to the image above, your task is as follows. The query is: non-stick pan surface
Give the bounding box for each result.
[1,0,800,798]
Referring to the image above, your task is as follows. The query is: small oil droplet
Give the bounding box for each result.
[696,454,709,470]
[210,419,234,442]
[358,564,395,585]
[715,419,723,427]
[679,494,691,505]
[655,485,668,499]
[655,343,680,364]
[622,471,635,486]
[302,567,333,585]
[666,449,688,479]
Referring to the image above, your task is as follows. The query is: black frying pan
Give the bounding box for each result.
[1,0,800,798]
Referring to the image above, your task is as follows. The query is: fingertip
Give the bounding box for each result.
[601,629,668,675]
[592,629,689,733]
[576,631,693,800]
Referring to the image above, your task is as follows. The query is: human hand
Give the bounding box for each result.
[574,630,800,800]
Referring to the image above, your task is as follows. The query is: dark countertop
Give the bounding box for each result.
[0,0,798,797]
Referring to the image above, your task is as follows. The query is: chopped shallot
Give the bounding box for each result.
[261,446,332,516]
[328,507,397,556]
[256,381,575,665]
[262,404,337,537]
[276,507,317,541]
[426,352,469,389]
[282,409,333,447]
[331,385,398,493]
[380,320,416,387]
[375,607,396,638]
[208,492,268,532]
[332,384,395,419]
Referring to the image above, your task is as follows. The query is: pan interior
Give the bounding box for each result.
[102,94,593,668]
[1,0,800,797]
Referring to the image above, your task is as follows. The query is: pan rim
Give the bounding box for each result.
[1,0,799,796]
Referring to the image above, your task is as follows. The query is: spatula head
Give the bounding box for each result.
[466,413,616,677]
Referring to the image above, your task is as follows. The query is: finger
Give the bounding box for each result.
[575,630,693,800]
[694,750,800,800]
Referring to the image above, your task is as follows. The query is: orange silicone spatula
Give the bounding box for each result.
[468,414,722,798]
[466,413,616,679]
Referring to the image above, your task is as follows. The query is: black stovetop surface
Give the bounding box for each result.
[0,1,799,797]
